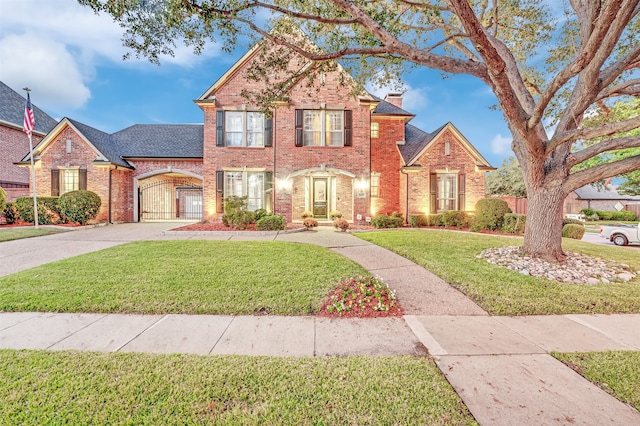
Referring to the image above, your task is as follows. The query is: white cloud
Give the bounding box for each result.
[0,33,91,109]
[490,133,513,154]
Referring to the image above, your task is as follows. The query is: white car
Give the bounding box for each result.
[599,222,640,246]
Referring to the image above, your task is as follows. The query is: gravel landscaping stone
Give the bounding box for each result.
[477,246,637,284]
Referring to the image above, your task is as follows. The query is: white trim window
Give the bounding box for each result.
[370,173,380,197]
[224,171,270,211]
[224,111,265,147]
[61,168,79,195]
[437,173,457,211]
[303,110,343,146]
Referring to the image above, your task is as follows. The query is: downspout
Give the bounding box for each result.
[108,167,113,223]
[400,168,409,224]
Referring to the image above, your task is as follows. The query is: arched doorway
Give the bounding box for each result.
[137,172,203,221]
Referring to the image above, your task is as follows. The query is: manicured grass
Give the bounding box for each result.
[356,229,640,315]
[0,350,476,425]
[0,227,67,242]
[0,240,368,315]
[553,351,640,410]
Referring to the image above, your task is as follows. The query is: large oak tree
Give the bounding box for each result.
[80,0,640,261]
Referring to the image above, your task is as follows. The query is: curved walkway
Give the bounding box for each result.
[1,223,639,425]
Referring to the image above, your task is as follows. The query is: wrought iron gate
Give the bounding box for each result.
[138,177,203,221]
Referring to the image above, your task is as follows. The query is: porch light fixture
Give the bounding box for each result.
[277,178,292,191]
[356,179,368,190]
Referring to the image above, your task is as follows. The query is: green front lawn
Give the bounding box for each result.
[0,350,476,425]
[553,351,640,411]
[0,227,67,242]
[0,240,367,315]
[356,230,640,315]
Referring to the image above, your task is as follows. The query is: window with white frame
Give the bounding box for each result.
[303,110,344,146]
[60,168,79,195]
[222,111,267,147]
[370,173,380,197]
[437,173,457,211]
[224,171,269,211]
[371,122,379,138]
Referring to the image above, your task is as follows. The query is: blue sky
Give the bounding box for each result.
[0,0,514,167]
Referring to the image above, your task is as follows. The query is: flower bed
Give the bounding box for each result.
[318,276,403,318]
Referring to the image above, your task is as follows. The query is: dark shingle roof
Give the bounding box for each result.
[113,124,203,158]
[0,81,57,134]
[62,120,203,168]
[398,123,446,165]
[574,184,640,201]
[371,95,414,116]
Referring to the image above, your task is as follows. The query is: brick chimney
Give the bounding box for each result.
[384,93,403,109]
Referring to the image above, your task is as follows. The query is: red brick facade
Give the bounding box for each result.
[0,124,44,200]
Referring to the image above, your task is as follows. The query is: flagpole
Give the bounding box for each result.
[23,87,39,229]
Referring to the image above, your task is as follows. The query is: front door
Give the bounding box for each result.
[313,178,328,218]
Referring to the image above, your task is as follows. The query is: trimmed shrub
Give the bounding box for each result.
[329,210,343,220]
[580,207,596,217]
[371,214,403,229]
[562,218,585,227]
[225,210,256,230]
[502,213,526,234]
[408,214,426,227]
[562,223,586,240]
[333,218,350,232]
[256,214,286,231]
[595,210,637,221]
[2,202,18,224]
[470,198,512,232]
[0,187,5,213]
[59,190,101,225]
[15,197,53,225]
[426,214,444,226]
[303,217,318,230]
[442,210,469,228]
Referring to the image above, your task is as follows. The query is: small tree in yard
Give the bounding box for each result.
[78,1,640,262]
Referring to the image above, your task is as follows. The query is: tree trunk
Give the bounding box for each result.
[523,185,567,262]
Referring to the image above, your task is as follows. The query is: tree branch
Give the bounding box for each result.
[597,78,640,101]
[549,114,640,153]
[566,154,640,191]
[569,135,640,167]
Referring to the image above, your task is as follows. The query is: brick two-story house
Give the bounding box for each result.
[18,41,493,224]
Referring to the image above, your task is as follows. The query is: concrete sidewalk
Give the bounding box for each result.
[1,223,639,424]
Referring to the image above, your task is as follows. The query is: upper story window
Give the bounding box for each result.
[216,110,272,148]
[295,109,352,147]
[371,122,379,138]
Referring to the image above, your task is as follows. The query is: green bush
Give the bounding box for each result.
[562,218,585,227]
[371,214,403,229]
[254,208,268,221]
[502,213,526,234]
[470,198,512,232]
[256,214,286,231]
[0,187,6,213]
[442,210,469,228]
[224,210,256,230]
[15,197,53,225]
[580,207,596,217]
[562,223,586,240]
[426,214,444,226]
[59,190,101,225]
[408,214,425,227]
[594,210,637,221]
[2,202,18,224]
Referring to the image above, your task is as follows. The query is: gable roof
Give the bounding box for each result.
[399,122,494,170]
[22,118,203,169]
[574,184,640,201]
[0,81,57,135]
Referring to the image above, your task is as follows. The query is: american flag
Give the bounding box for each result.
[23,93,35,135]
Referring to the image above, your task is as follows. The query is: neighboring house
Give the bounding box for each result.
[565,184,640,215]
[0,81,57,201]
[19,42,493,223]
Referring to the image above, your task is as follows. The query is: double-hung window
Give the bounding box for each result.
[295,109,352,147]
[216,110,271,147]
[430,173,465,213]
